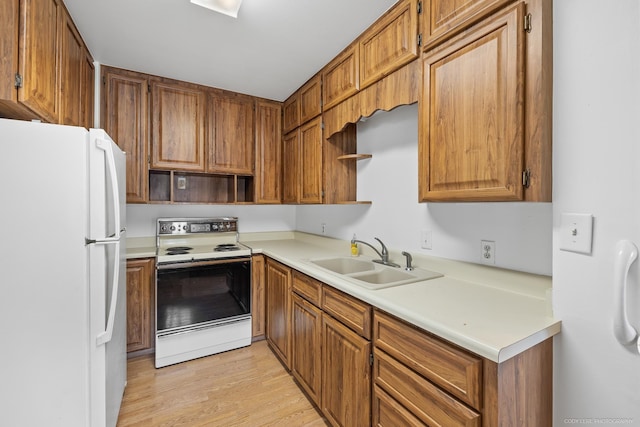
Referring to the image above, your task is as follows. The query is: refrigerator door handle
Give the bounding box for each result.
[613,240,639,349]
[94,137,121,243]
[96,239,121,346]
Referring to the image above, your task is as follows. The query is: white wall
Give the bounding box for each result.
[296,104,553,276]
[552,0,640,424]
[127,204,296,237]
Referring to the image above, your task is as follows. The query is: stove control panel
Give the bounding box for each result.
[157,217,238,235]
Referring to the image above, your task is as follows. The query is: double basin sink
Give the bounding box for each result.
[307,256,442,290]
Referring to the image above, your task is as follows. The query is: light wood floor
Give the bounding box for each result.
[117,340,328,426]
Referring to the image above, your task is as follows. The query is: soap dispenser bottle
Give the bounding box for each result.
[351,234,359,257]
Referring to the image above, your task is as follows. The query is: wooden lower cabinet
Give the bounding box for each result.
[373,310,552,427]
[322,314,371,427]
[265,259,292,369]
[292,293,322,405]
[267,261,552,427]
[126,258,155,353]
[251,254,266,339]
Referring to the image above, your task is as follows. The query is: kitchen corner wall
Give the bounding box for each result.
[127,204,296,237]
[296,104,553,276]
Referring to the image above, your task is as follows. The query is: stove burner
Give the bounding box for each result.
[215,244,240,252]
[166,251,190,255]
[166,246,193,252]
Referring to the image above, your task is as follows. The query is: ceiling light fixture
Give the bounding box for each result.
[190,0,243,18]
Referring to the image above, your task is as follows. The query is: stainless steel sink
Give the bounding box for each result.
[307,256,442,289]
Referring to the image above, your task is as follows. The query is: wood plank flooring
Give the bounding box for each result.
[117,340,328,426]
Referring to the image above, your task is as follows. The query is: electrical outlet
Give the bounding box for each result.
[421,230,432,249]
[481,240,495,265]
[177,176,187,190]
[321,223,326,235]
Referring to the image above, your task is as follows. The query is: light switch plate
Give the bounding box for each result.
[559,213,594,254]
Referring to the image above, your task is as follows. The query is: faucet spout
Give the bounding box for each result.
[350,237,400,268]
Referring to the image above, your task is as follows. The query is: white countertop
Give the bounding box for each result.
[240,232,560,364]
[125,231,560,363]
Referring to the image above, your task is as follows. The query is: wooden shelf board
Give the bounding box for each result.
[337,154,372,161]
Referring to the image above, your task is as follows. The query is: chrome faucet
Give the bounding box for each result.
[351,237,400,268]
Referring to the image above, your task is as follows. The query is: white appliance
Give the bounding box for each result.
[0,119,127,427]
[155,218,252,368]
[553,1,640,424]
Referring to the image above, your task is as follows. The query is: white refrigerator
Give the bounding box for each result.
[0,118,127,427]
[554,1,640,424]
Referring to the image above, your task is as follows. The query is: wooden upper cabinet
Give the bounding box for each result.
[282,129,300,204]
[0,0,93,124]
[299,117,323,204]
[419,2,525,202]
[322,44,359,111]
[359,0,418,90]
[18,0,61,123]
[282,93,300,134]
[102,67,149,203]
[421,0,513,49]
[207,92,255,174]
[255,100,282,204]
[150,80,206,171]
[59,12,83,126]
[299,74,322,125]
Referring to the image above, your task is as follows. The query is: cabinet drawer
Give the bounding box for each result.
[373,385,426,427]
[373,311,482,409]
[322,286,371,339]
[292,271,322,307]
[374,350,480,427]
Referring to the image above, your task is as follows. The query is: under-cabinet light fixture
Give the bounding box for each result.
[190,0,243,18]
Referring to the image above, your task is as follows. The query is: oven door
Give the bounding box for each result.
[156,257,251,335]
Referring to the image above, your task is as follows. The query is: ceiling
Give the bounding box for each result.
[63,0,398,101]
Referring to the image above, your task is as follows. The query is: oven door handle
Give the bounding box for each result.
[157,257,250,270]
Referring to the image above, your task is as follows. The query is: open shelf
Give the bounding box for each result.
[149,170,254,204]
[337,153,372,161]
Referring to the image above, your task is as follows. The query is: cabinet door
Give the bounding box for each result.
[322,45,359,111]
[126,258,154,353]
[299,117,323,204]
[282,129,300,204]
[58,12,83,126]
[359,0,418,89]
[255,100,282,204]
[265,259,292,369]
[102,68,149,203]
[283,92,300,134]
[0,0,19,106]
[422,0,512,49]
[322,314,371,427]
[151,80,205,171]
[80,51,94,129]
[292,294,322,406]
[299,74,322,125]
[419,3,525,202]
[251,254,266,339]
[18,0,60,122]
[207,92,254,174]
